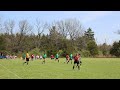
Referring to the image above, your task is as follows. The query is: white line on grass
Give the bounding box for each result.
[0,63,22,79]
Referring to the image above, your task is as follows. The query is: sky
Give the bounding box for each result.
[0,11,120,45]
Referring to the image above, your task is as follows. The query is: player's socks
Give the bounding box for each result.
[73,66,75,69]
[78,66,80,70]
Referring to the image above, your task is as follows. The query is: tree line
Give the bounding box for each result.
[0,18,120,57]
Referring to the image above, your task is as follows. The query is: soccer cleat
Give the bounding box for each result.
[23,62,26,65]
[73,66,75,69]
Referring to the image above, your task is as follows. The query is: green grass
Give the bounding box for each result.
[0,58,120,79]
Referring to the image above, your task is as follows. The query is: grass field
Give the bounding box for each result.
[0,58,120,79]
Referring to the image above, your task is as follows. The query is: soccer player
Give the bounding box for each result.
[42,53,47,64]
[22,53,26,60]
[23,51,30,65]
[66,54,70,64]
[36,55,39,59]
[31,54,34,61]
[73,53,80,70]
[40,55,42,60]
[55,53,59,63]
[51,54,54,60]
[70,53,73,64]
[78,54,82,66]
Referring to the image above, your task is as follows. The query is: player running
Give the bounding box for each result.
[55,53,59,63]
[66,54,70,64]
[42,53,47,64]
[23,51,30,65]
[73,53,80,70]
[78,54,82,66]
[51,54,54,60]
[69,53,73,64]
[22,53,26,60]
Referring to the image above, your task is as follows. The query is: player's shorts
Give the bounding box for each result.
[43,57,45,59]
[66,58,69,60]
[70,58,72,60]
[74,60,79,64]
[26,58,29,61]
[23,57,25,59]
[56,58,58,59]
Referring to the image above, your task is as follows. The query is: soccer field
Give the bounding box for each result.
[0,58,120,79]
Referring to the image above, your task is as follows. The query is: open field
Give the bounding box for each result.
[0,58,120,79]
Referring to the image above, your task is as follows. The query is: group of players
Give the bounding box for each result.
[65,53,82,70]
[23,52,82,70]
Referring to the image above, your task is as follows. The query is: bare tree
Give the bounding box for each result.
[58,18,85,51]
[56,20,69,39]
[34,18,48,48]
[0,18,4,33]
[65,18,84,40]
[47,19,85,52]
[36,19,48,36]
[3,20,15,53]
[14,20,33,52]
[19,20,32,35]
[54,18,84,40]
[4,20,15,35]
[48,25,61,51]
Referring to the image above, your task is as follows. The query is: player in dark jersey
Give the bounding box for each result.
[73,53,80,70]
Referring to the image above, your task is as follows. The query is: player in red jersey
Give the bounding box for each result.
[66,54,70,64]
[51,54,54,60]
[31,54,34,61]
[73,53,80,70]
